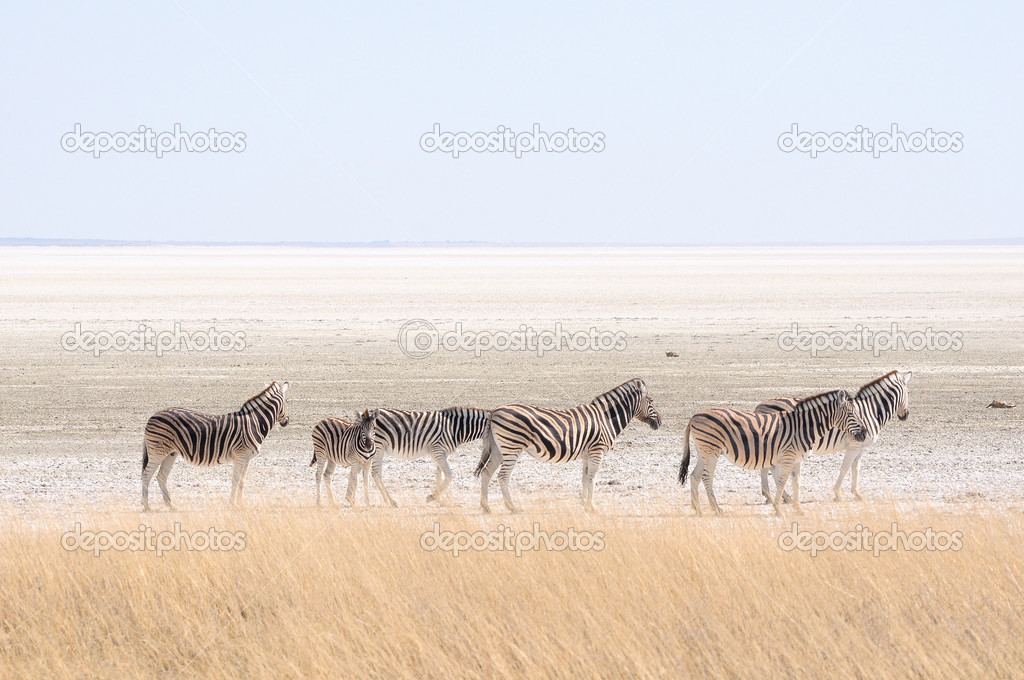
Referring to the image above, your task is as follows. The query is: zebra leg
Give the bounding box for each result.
[773,458,796,517]
[701,454,722,515]
[362,463,370,506]
[426,452,454,503]
[314,458,326,508]
[370,454,399,508]
[791,460,804,515]
[760,468,773,504]
[156,454,177,510]
[230,454,254,508]
[497,450,521,513]
[479,439,502,514]
[850,447,868,501]
[583,451,605,512]
[141,449,166,513]
[580,459,588,504]
[342,464,358,506]
[323,460,338,507]
[689,450,706,516]
[834,449,859,501]
[772,464,792,504]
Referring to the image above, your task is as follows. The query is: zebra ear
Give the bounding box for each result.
[903,371,913,383]
[281,381,290,393]
[370,408,380,420]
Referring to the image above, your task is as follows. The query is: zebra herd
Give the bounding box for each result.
[140,371,913,515]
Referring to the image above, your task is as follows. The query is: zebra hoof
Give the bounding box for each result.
[426,494,436,503]
[481,504,491,515]
[389,500,399,508]
[853,493,864,502]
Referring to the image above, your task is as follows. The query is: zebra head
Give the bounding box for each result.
[839,397,867,442]
[635,380,662,430]
[895,370,913,421]
[792,389,860,445]
[356,408,379,460]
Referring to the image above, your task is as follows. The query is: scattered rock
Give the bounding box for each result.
[665,351,679,357]
[987,400,1017,409]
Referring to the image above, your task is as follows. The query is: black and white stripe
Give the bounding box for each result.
[679,389,865,515]
[756,370,913,503]
[141,381,289,511]
[369,407,491,506]
[309,409,379,507]
[474,378,662,513]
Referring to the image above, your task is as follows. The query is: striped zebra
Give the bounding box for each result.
[756,370,913,503]
[141,381,289,511]
[679,389,865,516]
[474,378,662,513]
[309,410,379,507]
[368,407,491,507]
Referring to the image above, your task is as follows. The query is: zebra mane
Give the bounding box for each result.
[592,379,644,406]
[855,370,900,398]
[791,389,847,414]
[240,382,282,413]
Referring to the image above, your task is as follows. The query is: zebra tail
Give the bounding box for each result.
[309,451,318,468]
[142,440,149,473]
[678,422,691,485]
[473,426,493,478]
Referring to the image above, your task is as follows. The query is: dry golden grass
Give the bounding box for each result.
[1,499,1021,679]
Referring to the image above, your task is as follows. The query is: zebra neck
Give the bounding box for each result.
[238,400,277,442]
[857,394,894,432]
[594,392,638,438]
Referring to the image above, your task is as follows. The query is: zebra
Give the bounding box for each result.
[368,407,491,507]
[756,370,913,503]
[473,378,661,513]
[678,389,865,516]
[309,409,379,508]
[141,381,289,511]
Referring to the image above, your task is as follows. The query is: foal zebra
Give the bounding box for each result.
[756,370,913,503]
[474,378,661,513]
[141,381,289,511]
[679,389,865,516]
[369,407,491,506]
[309,410,379,507]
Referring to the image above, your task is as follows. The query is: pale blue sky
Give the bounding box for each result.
[1,2,1019,244]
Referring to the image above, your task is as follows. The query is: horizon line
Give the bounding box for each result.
[2,237,1023,248]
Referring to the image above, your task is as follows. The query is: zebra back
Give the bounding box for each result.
[374,407,490,458]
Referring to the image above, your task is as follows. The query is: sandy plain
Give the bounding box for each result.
[0,245,1022,514]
